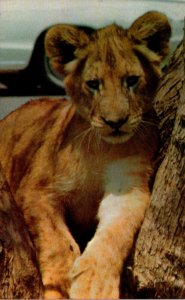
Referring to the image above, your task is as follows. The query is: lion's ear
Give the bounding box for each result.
[128,11,171,62]
[45,25,90,76]
[45,24,89,62]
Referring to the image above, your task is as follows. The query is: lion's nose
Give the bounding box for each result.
[101,116,129,129]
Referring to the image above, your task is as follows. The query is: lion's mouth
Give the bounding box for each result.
[101,129,132,144]
[91,118,135,144]
[111,129,124,137]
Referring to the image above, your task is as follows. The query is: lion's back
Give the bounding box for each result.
[0,98,75,190]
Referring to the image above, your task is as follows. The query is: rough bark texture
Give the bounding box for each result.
[123,42,185,298]
[0,163,43,298]
[0,41,185,298]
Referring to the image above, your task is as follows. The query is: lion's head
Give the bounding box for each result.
[45,11,171,144]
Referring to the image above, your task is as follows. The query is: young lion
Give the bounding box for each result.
[0,12,170,299]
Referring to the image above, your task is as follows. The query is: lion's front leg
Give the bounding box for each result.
[39,217,80,299]
[70,188,150,299]
[22,193,80,299]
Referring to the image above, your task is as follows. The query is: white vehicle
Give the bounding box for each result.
[0,0,184,116]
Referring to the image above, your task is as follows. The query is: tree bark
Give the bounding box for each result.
[122,42,185,298]
[0,41,185,298]
[0,163,43,298]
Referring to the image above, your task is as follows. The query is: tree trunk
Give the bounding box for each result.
[122,42,185,298]
[0,163,43,298]
[0,41,185,298]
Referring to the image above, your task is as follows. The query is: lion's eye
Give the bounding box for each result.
[86,80,100,91]
[126,76,139,88]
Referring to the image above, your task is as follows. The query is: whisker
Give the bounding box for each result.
[72,128,89,142]
[87,129,93,152]
[141,120,158,127]
[94,128,101,151]
[69,123,103,153]
[72,127,92,150]
[80,128,92,150]
[135,122,148,137]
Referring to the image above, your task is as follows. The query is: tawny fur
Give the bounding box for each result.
[0,11,170,299]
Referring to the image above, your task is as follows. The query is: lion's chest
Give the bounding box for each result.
[61,149,143,231]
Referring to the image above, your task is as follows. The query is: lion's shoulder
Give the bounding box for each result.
[1,97,71,123]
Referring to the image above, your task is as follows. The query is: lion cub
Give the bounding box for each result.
[0,11,170,299]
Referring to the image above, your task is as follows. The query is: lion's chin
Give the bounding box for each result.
[101,132,132,145]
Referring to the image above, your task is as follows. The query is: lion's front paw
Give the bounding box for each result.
[69,252,120,299]
[44,288,68,299]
